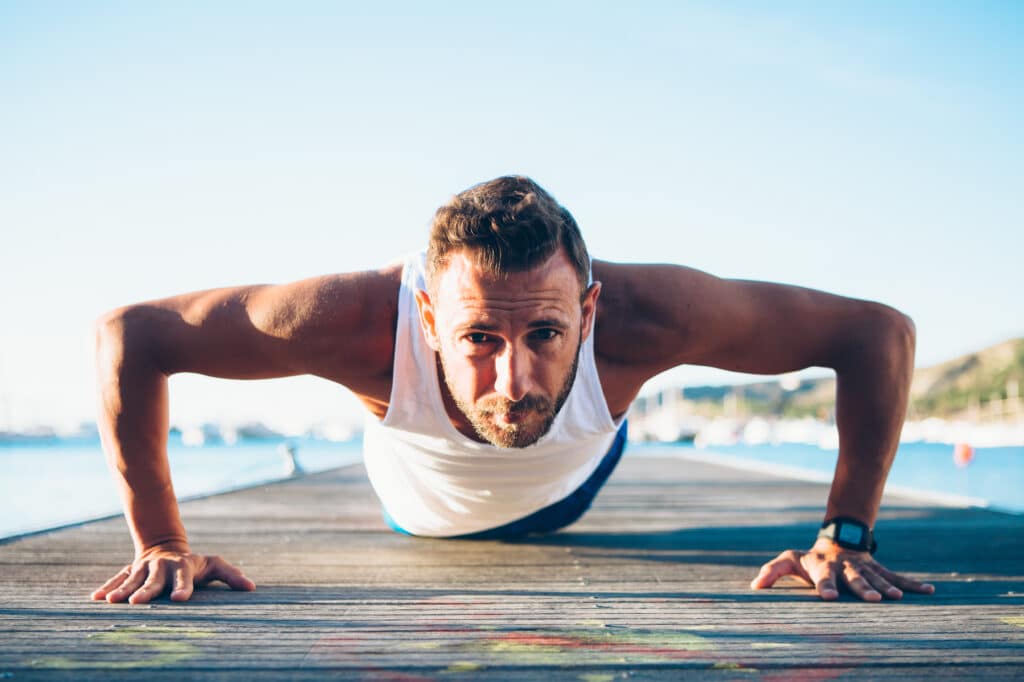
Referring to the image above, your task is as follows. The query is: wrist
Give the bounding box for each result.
[136,536,191,559]
[818,516,877,555]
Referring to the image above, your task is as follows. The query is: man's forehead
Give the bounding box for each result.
[432,250,582,317]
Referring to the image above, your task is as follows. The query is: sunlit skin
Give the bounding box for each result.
[414,249,600,447]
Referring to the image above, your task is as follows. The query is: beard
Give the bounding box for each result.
[441,335,581,449]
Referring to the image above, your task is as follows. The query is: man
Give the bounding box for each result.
[90,176,935,605]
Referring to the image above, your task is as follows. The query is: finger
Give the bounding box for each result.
[861,566,903,600]
[91,565,132,601]
[106,564,148,603]
[841,561,882,602]
[198,556,256,592]
[872,564,935,594]
[170,563,194,602]
[804,558,840,601]
[750,551,811,589]
[128,562,169,604]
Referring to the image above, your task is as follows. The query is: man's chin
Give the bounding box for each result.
[477,418,549,449]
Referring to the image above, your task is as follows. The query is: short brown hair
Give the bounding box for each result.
[425,176,590,293]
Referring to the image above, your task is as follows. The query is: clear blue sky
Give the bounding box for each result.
[2,1,1021,431]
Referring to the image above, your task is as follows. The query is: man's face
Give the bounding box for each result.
[415,249,600,448]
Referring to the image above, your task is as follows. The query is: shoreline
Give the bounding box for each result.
[640,446,1003,513]
[0,462,363,544]
[6,440,1020,542]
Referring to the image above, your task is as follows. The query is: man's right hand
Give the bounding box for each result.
[90,546,256,604]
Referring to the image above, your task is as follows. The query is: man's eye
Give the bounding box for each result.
[532,329,559,341]
[465,332,491,344]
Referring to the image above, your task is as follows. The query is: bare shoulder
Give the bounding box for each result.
[101,263,403,408]
[245,263,403,390]
[590,260,713,374]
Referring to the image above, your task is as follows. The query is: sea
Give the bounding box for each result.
[1,436,1021,540]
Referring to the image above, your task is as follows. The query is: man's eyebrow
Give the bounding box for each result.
[454,318,569,332]
[528,318,569,329]
[457,320,501,332]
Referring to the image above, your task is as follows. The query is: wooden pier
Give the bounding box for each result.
[1,454,1022,679]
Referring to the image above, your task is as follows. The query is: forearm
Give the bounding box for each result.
[95,310,189,557]
[826,307,916,526]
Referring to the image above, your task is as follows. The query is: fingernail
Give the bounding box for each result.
[866,590,882,601]
[821,589,838,599]
[887,587,903,597]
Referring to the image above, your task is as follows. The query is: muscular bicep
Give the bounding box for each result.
[98,266,400,394]
[595,261,904,379]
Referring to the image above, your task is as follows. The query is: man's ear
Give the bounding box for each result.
[580,281,602,342]
[414,289,441,351]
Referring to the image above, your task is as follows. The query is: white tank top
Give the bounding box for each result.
[362,252,622,537]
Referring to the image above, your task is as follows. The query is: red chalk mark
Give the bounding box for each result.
[499,633,582,648]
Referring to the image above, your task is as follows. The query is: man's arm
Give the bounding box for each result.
[593,261,934,601]
[91,266,400,604]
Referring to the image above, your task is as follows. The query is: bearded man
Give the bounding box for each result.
[91,176,935,605]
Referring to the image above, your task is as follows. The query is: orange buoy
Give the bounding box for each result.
[953,442,974,468]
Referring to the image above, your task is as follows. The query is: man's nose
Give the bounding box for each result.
[494,344,533,402]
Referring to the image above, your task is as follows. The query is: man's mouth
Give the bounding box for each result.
[495,410,529,426]
[483,396,548,427]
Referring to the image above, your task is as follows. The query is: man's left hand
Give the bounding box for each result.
[750,538,936,601]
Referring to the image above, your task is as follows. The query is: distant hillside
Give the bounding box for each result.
[681,376,833,419]
[909,337,1024,418]
[676,337,1024,420]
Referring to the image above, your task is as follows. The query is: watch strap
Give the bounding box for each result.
[818,516,877,554]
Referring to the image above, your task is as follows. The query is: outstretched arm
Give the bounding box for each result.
[593,261,934,601]
[91,266,399,604]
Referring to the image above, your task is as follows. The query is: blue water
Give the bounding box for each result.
[1,438,1021,540]
[0,435,362,539]
[633,440,1024,514]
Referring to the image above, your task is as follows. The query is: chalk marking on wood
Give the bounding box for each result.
[28,626,214,670]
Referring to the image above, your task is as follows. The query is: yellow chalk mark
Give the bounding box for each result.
[30,626,214,670]
[445,661,484,672]
[575,620,607,628]
[412,641,443,649]
[1000,617,1024,628]
[470,637,567,666]
[578,675,615,682]
[750,642,794,649]
[713,662,758,673]
[452,628,715,666]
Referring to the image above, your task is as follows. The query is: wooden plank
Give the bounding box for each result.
[1,455,1022,680]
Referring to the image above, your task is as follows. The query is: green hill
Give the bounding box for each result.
[909,337,1024,418]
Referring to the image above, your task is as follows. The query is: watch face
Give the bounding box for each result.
[837,522,865,546]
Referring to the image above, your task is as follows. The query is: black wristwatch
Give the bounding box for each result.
[818,516,877,555]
